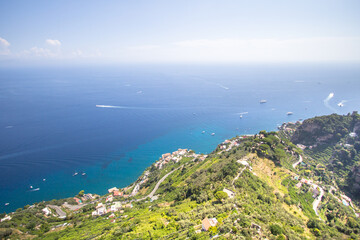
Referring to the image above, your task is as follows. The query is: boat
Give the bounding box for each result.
[30,185,33,189]
[239,114,243,118]
[202,131,205,134]
[82,173,86,176]
[5,203,9,206]
[43,178,46,181]
[286,112,293,115]
[260,100,267,104]
[73,172,78,176]
[211,133,215,136]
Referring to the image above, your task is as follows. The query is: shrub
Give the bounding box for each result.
[276,234,286,240]
[270,224,283,235]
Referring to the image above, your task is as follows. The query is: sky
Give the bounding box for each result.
[0,0,360,65]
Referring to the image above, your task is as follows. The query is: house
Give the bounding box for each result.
[202,217,218,231]
[295,182,302,188]
[312,188,320,198]
[106,195,114,203]
[0,215,12,222]
[113,190,122,196]
[93,206,107,216]
[42,207,51,215]
[110,202,122,212]
[349,132,357,138]
[96,202,104,209]
[223,188,235,198]
[74,197,82,204]
[109,213,115,218]
[162,153,171,159]
[108,187,119,193]
[82,193,94,201]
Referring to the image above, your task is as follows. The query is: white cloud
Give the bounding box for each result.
[46,39,61,46]
[119,37,360,63]
[0,37,10,55]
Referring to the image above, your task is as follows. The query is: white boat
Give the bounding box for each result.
[43,178,46,181]
[286,112,293,115]
[202,131,205,134]
[30,185,33,189]
[82,173,86,176]
[211,133,215,136]
[73,172,78,176]
[5,203,9,206]
[260,100,267,104]
[239,114,243,118]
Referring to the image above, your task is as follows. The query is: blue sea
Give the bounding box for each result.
[1,63,359,212]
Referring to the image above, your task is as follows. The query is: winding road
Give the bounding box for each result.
[47,205,66,219]
[292,154,303,169]
[311,184,324,217]
[136,165,182,202]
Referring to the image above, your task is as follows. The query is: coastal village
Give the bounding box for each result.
[1,131,359,239]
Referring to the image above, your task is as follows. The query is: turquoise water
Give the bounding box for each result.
[1,63,359,212]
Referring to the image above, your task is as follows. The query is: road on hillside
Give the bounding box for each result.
[292,154,303,169]
[136,165,183,202]
[232,167,246,189]
[148,166,182,198]
[47,205,66,219]
[312,184,324,217]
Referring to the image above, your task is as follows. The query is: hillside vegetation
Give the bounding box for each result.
[1,113,360,239]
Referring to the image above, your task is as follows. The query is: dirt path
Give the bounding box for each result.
[232,167,246,189]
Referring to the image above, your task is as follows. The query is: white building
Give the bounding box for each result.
[110,202,122,212]
[42,207,51,215]
[223,188,235,198]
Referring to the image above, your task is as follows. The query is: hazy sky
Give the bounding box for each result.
[0,0,360,65]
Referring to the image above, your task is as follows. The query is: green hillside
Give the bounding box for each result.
[1,114,360,240]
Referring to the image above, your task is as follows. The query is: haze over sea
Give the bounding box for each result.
[1,63,359,212]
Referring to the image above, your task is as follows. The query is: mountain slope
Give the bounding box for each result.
[1,114,360,239]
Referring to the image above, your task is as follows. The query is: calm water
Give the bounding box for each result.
[1,63,359,212]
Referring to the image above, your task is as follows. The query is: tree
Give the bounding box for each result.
[78,190,84,196]
[208,226,218,236]
[270,224,283,235]
[276,234,286,240]
[214,191,228,202]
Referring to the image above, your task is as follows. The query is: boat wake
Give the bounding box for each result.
[96,105,128,109]
[29,188,40,192]
[323,92,336,112]
[217,84,229,90]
